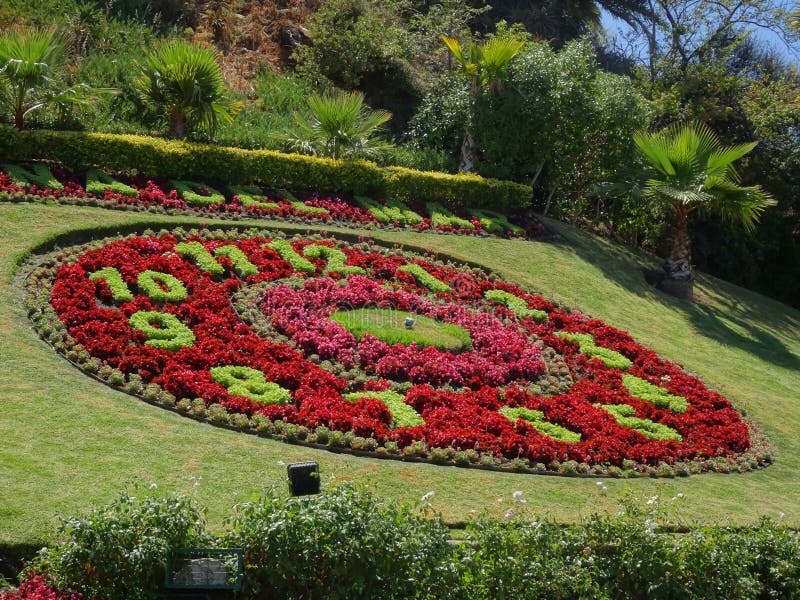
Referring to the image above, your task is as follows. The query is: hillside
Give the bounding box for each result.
[1,202,798,547]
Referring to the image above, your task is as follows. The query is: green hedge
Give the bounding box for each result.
[0,127,531,210]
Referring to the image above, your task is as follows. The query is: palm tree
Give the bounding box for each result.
[277,90,392,160]
[0,28,106,129]
[633,122,775,298]
[441,34,525,171]
[136,40,241,139]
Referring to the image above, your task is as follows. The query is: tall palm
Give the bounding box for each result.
[633,122,775,297]
[441,34,525,171]
[136,40,241,139]
[277,90,392,160]
[0,28,104,129]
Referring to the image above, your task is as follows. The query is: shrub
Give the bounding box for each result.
[40,493,209,600]
[0,127,530,210]
[397,263,451,293]
[223,483,457,599]
[128,310,195,351]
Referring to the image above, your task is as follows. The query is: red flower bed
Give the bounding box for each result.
[34,232,761,474]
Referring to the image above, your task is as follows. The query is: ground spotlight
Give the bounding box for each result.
[287,461,320,496]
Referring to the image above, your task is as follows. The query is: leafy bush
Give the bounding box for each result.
[303,244,366,275]
[213,245,258,277]
[0,127,531,210]
[355,195,423,225]
[599,403,683,441]
[223,483,457,599]
[39,492,208,600]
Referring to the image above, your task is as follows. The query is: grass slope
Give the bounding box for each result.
[1,204,799,546]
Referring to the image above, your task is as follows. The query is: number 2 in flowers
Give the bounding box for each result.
[210,365,291,405]
[129,311,195,351]
[89,267,133,303]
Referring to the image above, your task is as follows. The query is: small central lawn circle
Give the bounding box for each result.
[329,308,472,353]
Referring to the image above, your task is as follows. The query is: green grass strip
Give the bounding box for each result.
[597,403,682,442]
[484,289,548,322]
[88,266,133,303]
[345,390,425,428]
[171,180,226,207]
[330,308,471,352]
[427,201,474,230]
[556,332,632,370]
[210,365,291,405]
[230,185,279,209]
[137,270,187,302]
[3,163,63,190]
[129,311,195,351]
[499,406,582,443]
[397,264,451,293]
[214,245,259,277]
[174,241,225,275]
[470,208,525,235]
[267,239,316,274]
[303,244,366,275]
[85,170,138,198]
[622,374,689,413]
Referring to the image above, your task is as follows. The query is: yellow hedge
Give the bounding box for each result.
[0,127,531,210]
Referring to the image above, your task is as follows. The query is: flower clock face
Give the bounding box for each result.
[34,231,764,476]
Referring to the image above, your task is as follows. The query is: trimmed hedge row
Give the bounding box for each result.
[0,127,531,210]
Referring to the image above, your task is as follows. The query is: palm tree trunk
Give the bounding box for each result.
[169,109,186,140]
[657,210,694,299]
[663,211,693,279]
[13,110,25,130]
[458,131,477,173]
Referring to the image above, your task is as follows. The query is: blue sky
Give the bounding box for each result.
[599,8,800,66]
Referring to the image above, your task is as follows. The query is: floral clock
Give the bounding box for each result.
[25,228,770,476]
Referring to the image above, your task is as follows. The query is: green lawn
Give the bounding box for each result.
[330,308,472,352]
[1,203,799,546]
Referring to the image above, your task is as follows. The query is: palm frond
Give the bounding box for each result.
[701,177,776,232]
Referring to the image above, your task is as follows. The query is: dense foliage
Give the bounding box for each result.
[9,485,799,599]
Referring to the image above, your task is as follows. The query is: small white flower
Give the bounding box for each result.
[779,512,786,520]
[676,493,684,499]
[647,495,658,506]
[277,460,286,467]
[421,491,435,502]
[596,481,604,487]
[512,490,524,500]
[504,508,515,519]
[149,483,157,491]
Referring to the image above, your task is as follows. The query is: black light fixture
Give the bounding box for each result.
[287,461,320,496]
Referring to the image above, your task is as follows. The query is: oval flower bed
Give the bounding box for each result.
[24,228,770,477]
